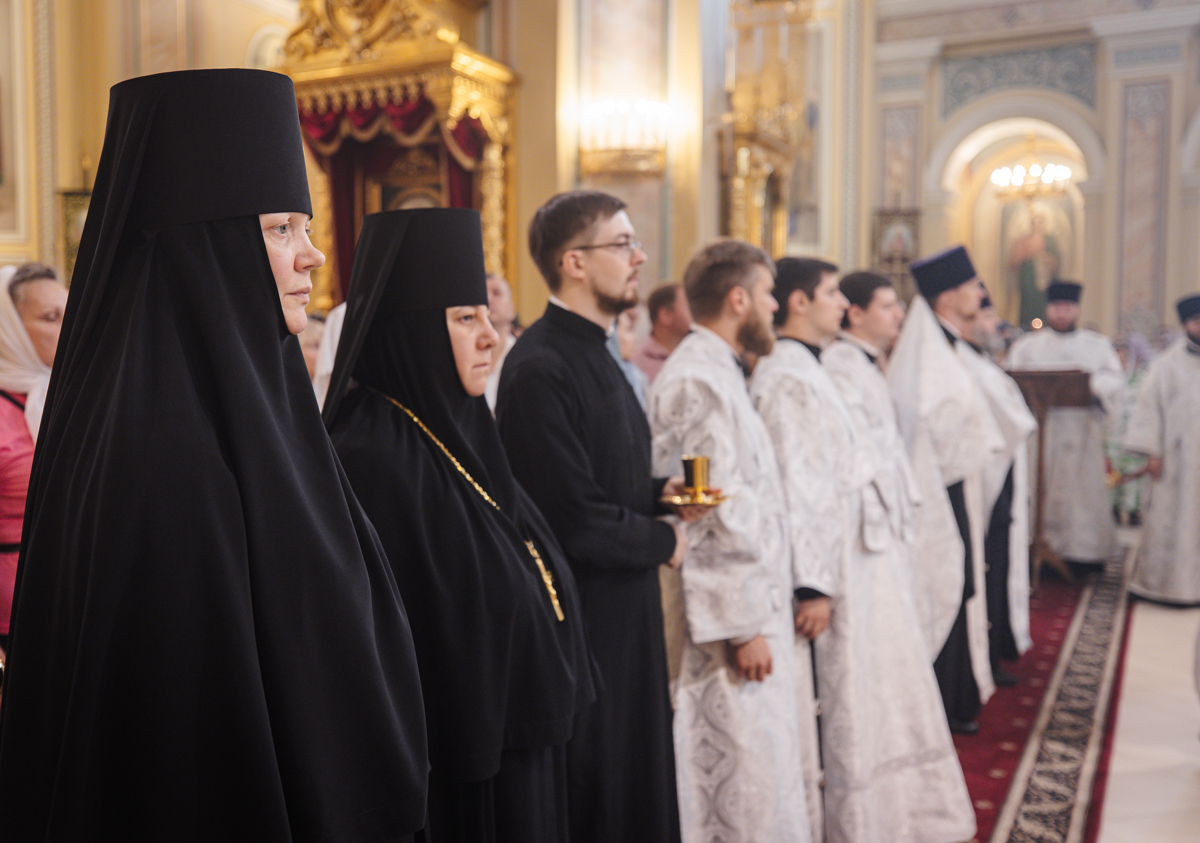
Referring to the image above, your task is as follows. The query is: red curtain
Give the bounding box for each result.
[299,93,486,300]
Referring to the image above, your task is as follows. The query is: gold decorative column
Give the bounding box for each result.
[478,141,506,275]
[722,0,813,256]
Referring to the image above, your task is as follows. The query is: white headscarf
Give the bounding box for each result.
[0,265,54,441]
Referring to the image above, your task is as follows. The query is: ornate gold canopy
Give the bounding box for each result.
[280,0,514,309]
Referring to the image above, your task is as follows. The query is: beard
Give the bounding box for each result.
[593,276,639,317]
[737,308,775,357]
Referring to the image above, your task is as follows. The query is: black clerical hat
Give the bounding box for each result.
[112,69,313,228]
[1046,280,1082,303]
[910,246,977,299]
[322,208,487,425]
[369,208,488,314]
[1177,294,1200,323]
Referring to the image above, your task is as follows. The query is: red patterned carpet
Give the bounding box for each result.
[953,577,1085,842]
[952,559,1134,843]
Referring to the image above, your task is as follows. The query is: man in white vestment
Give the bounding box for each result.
[1122,294,1200,604]
[754,261,976,843]
[649,240,810,843]
[962,290,1036,685]
[889,246,1003,734]
[1007,280,1123,568]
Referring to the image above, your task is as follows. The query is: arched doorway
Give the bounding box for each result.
[959,121,1086,328]
[923,92,1109,330]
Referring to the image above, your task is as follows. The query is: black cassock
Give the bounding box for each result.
[497,303,681,843]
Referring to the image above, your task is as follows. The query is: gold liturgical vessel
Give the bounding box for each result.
[661,455,727,507]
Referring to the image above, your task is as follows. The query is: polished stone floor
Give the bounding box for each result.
[1095,597,1200,842]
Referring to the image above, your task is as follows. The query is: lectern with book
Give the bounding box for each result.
[1009,368,1093,588]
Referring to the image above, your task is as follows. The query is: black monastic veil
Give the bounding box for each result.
[323,208,595,841]
[0,70,427,840]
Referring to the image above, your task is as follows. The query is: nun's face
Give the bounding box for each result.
[260,212,325,334]
[446,305,499,397]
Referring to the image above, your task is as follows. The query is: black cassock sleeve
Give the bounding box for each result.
[498,353,677,573]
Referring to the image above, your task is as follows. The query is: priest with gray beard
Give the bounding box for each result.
[961,289,1036,686]
[1122,294,1200,605]
[888,246,1004,735]
[752,260,975,843]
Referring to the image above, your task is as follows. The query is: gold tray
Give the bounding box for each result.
[660,491,729,507]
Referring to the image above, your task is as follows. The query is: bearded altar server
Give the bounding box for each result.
[1122,294,1200,604]
[1007,281,1123,568]
[496,191,684,843]
[323,209,597,840]
[962,290,1036,683]
[649,240,811,843]
[889,246,1004,734]
[753,260,976,843]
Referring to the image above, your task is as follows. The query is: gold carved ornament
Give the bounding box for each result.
[280,0,515,293]
[722,0,813,250]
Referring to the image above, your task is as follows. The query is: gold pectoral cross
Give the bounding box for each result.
[526,541,565,622]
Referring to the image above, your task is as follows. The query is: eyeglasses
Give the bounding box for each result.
[569,239,643,257]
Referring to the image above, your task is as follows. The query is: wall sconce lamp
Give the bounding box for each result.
[579,99,671,177]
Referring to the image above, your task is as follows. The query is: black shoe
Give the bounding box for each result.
[948,719,980,735]
[993,667,1018,687]
[1066,559,1105,578]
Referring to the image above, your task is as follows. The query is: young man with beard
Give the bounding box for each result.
[888,247,1005,735]
[496,190,685,843]
[751,260,975,843]
[1007,281,1124,571]
[649,240,812,843]
[1122,294,1200,604]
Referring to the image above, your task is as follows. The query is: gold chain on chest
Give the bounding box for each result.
[368,387,565,622]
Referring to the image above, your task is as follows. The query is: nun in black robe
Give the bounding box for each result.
[322,208,595,843]
[0,70,427,840]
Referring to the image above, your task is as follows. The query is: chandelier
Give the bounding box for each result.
[989,135,1073,200]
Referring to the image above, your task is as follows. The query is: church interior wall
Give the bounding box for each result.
[8,0,1200,338]
[874,0,1200,339]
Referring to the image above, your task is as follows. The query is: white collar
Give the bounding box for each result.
[837,331,882,359]
[934,312,963,340]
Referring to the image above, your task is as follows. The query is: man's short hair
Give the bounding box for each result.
[646,283,681,324]
[682,240,775,322]
[838,271,894,329]
[8,262,60,305]
[528,190,627,293]
[772,257,838,327]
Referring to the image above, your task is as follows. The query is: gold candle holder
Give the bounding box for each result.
[682,455,709,495]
